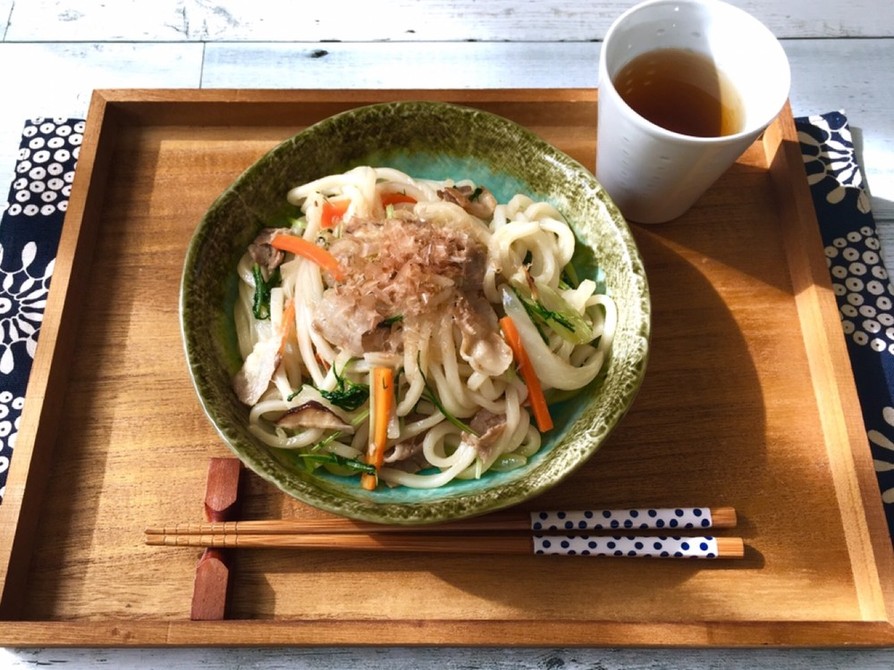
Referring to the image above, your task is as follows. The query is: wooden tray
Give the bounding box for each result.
[1,88,893,647]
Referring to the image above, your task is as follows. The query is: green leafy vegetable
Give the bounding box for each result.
[320,363,370,411]
[561,262,581,290]
[251,263,281,320]
[302,409,372,473]
[417,354,480,437]
[489,453,527,472]
[515,287,576,331]
[510,281,594,345]
[306,408,369,452]
[295,452,377,476]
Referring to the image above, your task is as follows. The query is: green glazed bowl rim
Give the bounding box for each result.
[180,100,651,525]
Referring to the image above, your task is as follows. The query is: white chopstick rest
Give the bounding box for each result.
[529,507,715,532]
[532,535,721,558]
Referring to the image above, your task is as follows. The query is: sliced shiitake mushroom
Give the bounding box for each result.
[276,400,354,432]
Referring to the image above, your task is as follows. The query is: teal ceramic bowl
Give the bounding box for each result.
[181,101,650,525]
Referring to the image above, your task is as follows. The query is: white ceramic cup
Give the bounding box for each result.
[596,0,791,224]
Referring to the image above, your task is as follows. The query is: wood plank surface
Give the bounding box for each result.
[2,0,894,667]
[5,647,894,670]
[4,0,893,41]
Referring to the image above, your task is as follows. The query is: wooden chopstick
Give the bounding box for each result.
[145,529,744,559]
[145,505,737,538]
[145,506,743,559]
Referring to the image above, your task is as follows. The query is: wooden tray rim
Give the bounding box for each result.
[0,87,892,647]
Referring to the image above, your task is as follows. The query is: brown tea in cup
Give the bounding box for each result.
[612,48,744,138]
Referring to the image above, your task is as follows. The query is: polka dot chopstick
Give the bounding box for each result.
[146,506,744,559]
[532,535,743,559]
[529,506,737,532]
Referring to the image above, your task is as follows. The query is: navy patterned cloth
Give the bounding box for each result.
[797,111,894,539]
[0,118,83,499]
[0,113,892,548]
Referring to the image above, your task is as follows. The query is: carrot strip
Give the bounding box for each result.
[499,316,554,432]
[361,366,395,490]
[320,199,350,229]
[380,192,417,207]
[278,299,296,355]
[270,233,346,282]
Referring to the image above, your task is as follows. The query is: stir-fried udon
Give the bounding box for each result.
[232,166,617,490]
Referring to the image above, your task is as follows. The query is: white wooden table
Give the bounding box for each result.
[1,1,893,667]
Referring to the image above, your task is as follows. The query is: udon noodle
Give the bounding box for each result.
[232,166,616,490]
